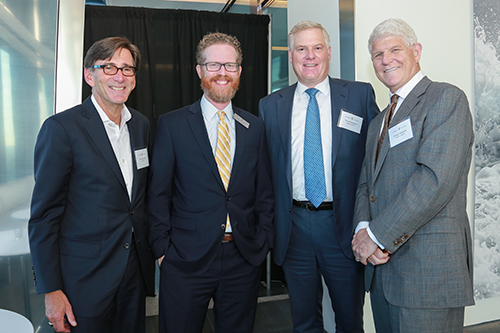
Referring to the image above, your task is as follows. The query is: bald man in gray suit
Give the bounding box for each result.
[352,18,475,332]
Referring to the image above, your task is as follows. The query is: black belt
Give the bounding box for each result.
[293,200,333,211]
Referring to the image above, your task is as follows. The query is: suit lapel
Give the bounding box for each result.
[81,98,128,195]
[391,76,430,125]
[277,85,295,196]
[186,101,225,190]
[329,78,348,168]
[374,76,431,179]
[127,115,140,204]
[371,112,385,179]
[230,108,248,189]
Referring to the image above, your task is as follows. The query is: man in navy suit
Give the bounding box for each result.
[29,37,155,333]
[147,32,274,333]
[259,21,379,332]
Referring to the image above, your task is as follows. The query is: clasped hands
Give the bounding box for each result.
[351,228,391,266]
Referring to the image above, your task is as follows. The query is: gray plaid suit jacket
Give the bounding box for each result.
[354,76,475,309]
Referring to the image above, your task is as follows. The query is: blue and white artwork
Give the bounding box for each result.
[474,0,500,300]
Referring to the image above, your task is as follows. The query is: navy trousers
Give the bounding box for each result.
[282,206,364,333]
[70,240,147,333]
[159,240,262,333]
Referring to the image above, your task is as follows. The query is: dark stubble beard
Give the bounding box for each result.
[200,74,240,103]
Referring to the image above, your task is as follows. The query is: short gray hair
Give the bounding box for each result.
[368,18,418,55]
[288,20,330,50]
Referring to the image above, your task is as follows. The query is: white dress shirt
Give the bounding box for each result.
[291,77,333,202]
[91,95,133,200]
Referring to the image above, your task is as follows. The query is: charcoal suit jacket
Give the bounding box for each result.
[354,76,475,308]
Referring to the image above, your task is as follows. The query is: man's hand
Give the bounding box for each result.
[45,290,77,332]
[367,248,390,266]
[352,228,381,265]
[158,255,165,267]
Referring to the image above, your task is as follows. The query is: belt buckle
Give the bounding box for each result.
[305,202,318,211]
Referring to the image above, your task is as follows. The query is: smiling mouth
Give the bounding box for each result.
[110,87,125,91]
[215,80,229,85]
[304,64,317,67]
[384,67,398,73]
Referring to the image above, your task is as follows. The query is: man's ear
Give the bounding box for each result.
[84,68,95,87]
[196,65,202,79]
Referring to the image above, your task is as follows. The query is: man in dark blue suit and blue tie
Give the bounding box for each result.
[147,32,274,333]
[259,21,379,332]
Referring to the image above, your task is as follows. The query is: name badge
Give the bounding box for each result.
[233,113,250,129]
[135,148,149,169]
[337,109,363,134]
[389,117,413,148]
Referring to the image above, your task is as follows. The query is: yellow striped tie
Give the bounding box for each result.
[215,111,231,231]
[215,111,231,189]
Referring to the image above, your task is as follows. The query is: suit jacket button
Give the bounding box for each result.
[124,242,130,250]
[370,196,376,202]
[130,210,134,215]
[226,196,231,201]
[221,224,225,230]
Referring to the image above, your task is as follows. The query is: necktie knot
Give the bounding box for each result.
[306,88,319,98]
[217,110,226,121]
[390,94,399,105]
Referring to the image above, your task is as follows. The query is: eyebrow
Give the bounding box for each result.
[295,43,324,49]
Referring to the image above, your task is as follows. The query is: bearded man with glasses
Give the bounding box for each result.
[29,36,154,333]
[147,32,274,333]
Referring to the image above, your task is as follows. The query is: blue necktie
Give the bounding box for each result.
[304,88,326,208]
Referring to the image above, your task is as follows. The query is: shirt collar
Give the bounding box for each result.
[91,94,131,128]
[296,76,330,99]
[391,70,424,100]
[200,95,234,121]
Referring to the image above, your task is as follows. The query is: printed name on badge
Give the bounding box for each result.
[389,117,414,148]
[337,109,363,134]
[135,148,149,169]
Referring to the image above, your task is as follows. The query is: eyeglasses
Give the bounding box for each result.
[93,64,137,77]
[201,62,240,72]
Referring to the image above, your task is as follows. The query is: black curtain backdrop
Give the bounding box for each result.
[83,6,286,285]
[83,5,270,139]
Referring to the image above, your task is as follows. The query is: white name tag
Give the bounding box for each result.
[337,109,363,134]
[233,113,250,129]
[135,148,149,169]
[389,117,413,148]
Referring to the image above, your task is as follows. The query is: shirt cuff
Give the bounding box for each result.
[355,221,385,250]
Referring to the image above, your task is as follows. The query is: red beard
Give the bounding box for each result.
[200,74,240,103]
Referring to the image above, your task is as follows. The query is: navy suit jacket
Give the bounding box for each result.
[147,100,274,275]
[259,77,379,265]
[29,97,155,317]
